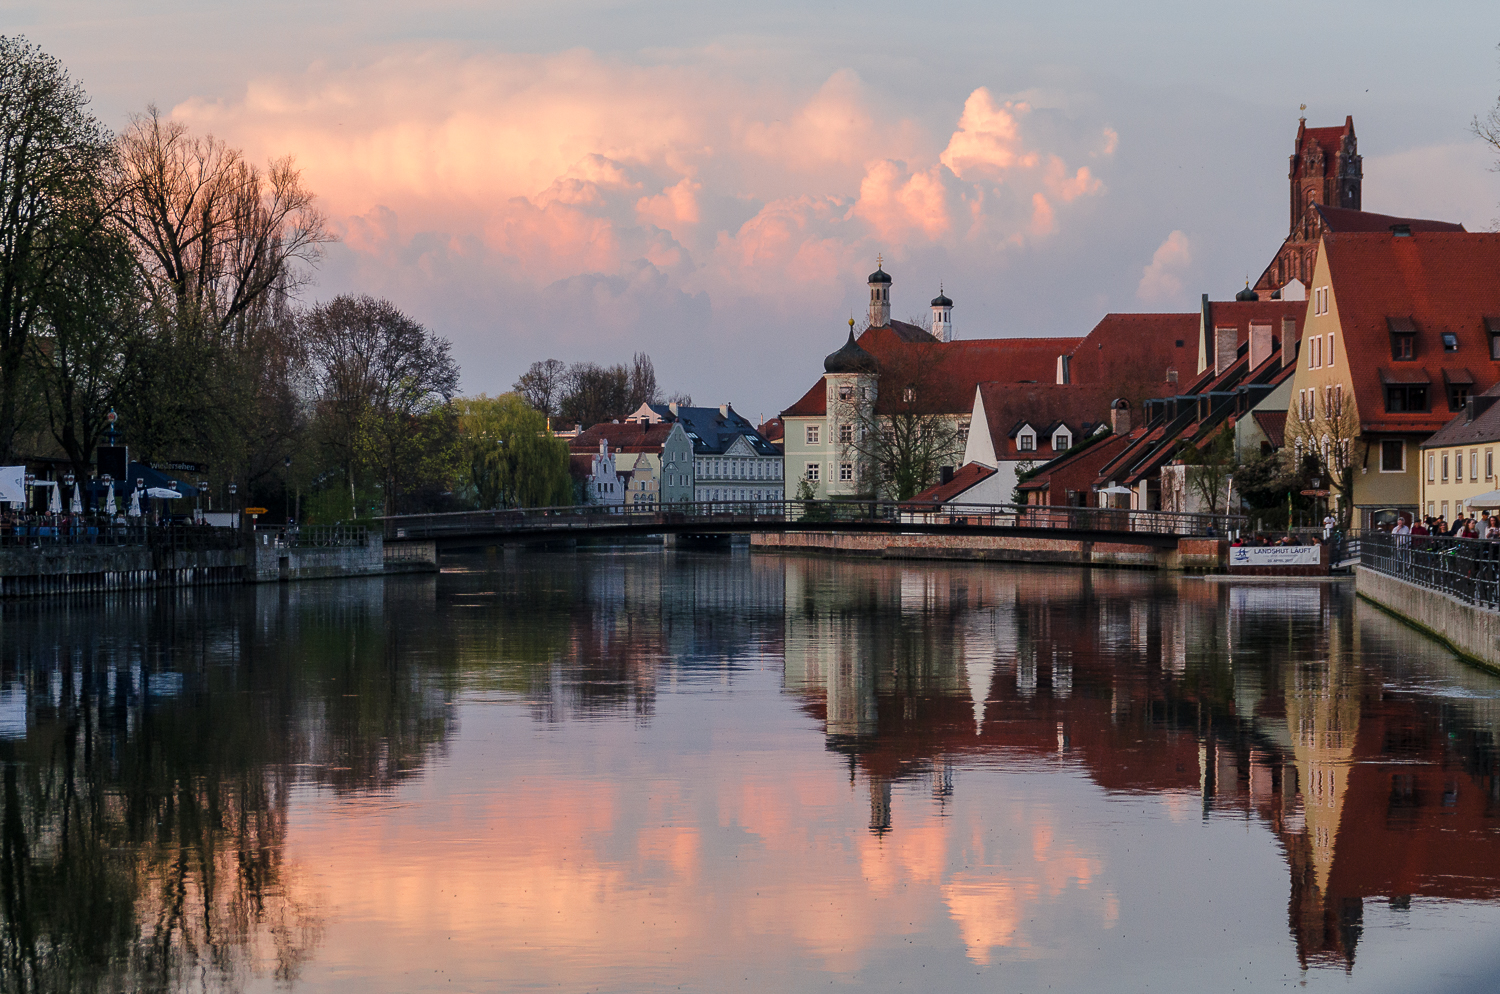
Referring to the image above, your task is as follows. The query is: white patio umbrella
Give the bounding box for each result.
[104,481,117,515]
[127,488,142,517]
[70,483,82,514]
[47,483,60,514]
[1097,485,1134,495]
[145,487,182,499]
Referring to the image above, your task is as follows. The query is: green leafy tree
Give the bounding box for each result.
[455,393,571,508]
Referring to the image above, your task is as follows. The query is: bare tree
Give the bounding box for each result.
[0,36,115,461]
[112,106,332,345]
[513,358,566,418]
[835,343,962,499]
[1475,58,1500,227]
[557,362,629,428]
[306,296,459,517]
[1174,421,1236,516]
[1285,383,1362,528]
[627,351,658,411]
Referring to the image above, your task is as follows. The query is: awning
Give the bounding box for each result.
[1464,489,1500,509]
[1379,367,1430,385]
[1443,367,1476,386]
[125,462,199,498]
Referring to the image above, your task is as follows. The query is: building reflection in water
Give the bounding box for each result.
[782,561,1500,971]
[1,551,1498,990]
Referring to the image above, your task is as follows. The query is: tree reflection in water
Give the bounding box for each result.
[0,577,456,993]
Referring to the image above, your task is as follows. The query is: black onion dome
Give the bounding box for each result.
[1235,281,1259,302]
[867,266,892,285]
[931,290,953,307]
[824,329,878,374]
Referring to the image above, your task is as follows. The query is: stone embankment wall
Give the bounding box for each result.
[1356,567,1500,673]
[0,546,247,597]
[249,532,387,582]
[751,532,1226,570]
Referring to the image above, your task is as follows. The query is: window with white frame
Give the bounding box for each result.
[839,462,853,481]
[1473,450,1480,481]
[1428,453,1435,482]
[805,463,820,481]
[838,384,854,400]
[839,423,853,444]
[806,424,820,445]
[1379,440,1403,473]
[1327,333,1335,367]
[1018,432,1035,452]
[1053,431,1071,451]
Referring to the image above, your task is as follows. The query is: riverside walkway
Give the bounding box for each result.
[379,500,1244,550]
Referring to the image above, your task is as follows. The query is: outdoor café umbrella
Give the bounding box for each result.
[146,487,182,499]
[1464,489,1500,509]
[47,483,60,514]
[70,482,82,514]
[127,488,141,517]
[1097,485,1134,495]
[104,481,116,515]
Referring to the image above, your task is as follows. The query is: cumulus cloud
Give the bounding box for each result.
[1136,230,1191,303]
[171,48,1116,396]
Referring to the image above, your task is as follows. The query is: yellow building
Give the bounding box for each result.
[1416,389,1500,521]
[1285,229,1500,527]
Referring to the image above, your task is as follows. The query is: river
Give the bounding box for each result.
[1,550,1498,992]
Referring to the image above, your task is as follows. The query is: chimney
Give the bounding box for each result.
[668,401,679,417]
[1214,326,1237,376]
[1280,317,1296,368]
[1056,354,1071,384]
[1249,323,1272,369]
[939,465,954,485]
[1109,399,1132,434]
[719,403,729,418]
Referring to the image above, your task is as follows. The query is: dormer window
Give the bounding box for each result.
[1053,431,1071,451]
[1018,432,1035,452]
[1488,318,1500,360]
[1388,316,1417,360]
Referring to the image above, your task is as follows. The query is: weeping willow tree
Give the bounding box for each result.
[455,393,571,509]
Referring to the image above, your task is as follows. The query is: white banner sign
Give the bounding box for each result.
[0,466,24,504]
[1229,545,1321,567]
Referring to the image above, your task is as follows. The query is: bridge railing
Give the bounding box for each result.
[377,499,1245,540]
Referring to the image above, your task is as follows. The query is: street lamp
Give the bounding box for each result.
[284,455,292,525]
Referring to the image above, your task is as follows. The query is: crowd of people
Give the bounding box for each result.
[1388,513,1500,540]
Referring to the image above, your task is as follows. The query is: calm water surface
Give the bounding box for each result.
[3,550,1499,992]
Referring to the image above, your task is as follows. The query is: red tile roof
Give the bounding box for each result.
[1252,410,1288,448]
[908,462,996,503]
[1315,204,1464,234]
[569,422,676,453]
[1063,313,1196,404]
[1323,231,1500,434]
[976,382,1110,461]
[779,328,1084,419]
[1016,433,1130,499]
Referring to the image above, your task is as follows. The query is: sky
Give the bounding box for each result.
[8,1,1500,418]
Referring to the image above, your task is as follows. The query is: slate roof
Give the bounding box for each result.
[1420,384,1500,448]
[1323,231,1500,434]
[668,405,780,456]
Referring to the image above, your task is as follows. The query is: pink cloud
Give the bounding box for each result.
[1136,230,1192,303]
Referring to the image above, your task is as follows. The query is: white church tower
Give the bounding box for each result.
[930,285,953,342]
[867,256,891,328]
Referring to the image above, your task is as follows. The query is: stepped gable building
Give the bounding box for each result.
[1255,115,1464,297]
[1288,229,1500,524]
[569,420,695,506]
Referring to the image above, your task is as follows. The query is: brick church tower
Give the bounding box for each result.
[1256,115,1362,294]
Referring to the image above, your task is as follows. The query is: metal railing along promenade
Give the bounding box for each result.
[253,524,370,549]
[1360,531,1500,610]
[0,518,242,551]
[379,499,1247,543]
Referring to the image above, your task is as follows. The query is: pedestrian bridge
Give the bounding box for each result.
[379,500,1243,551]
